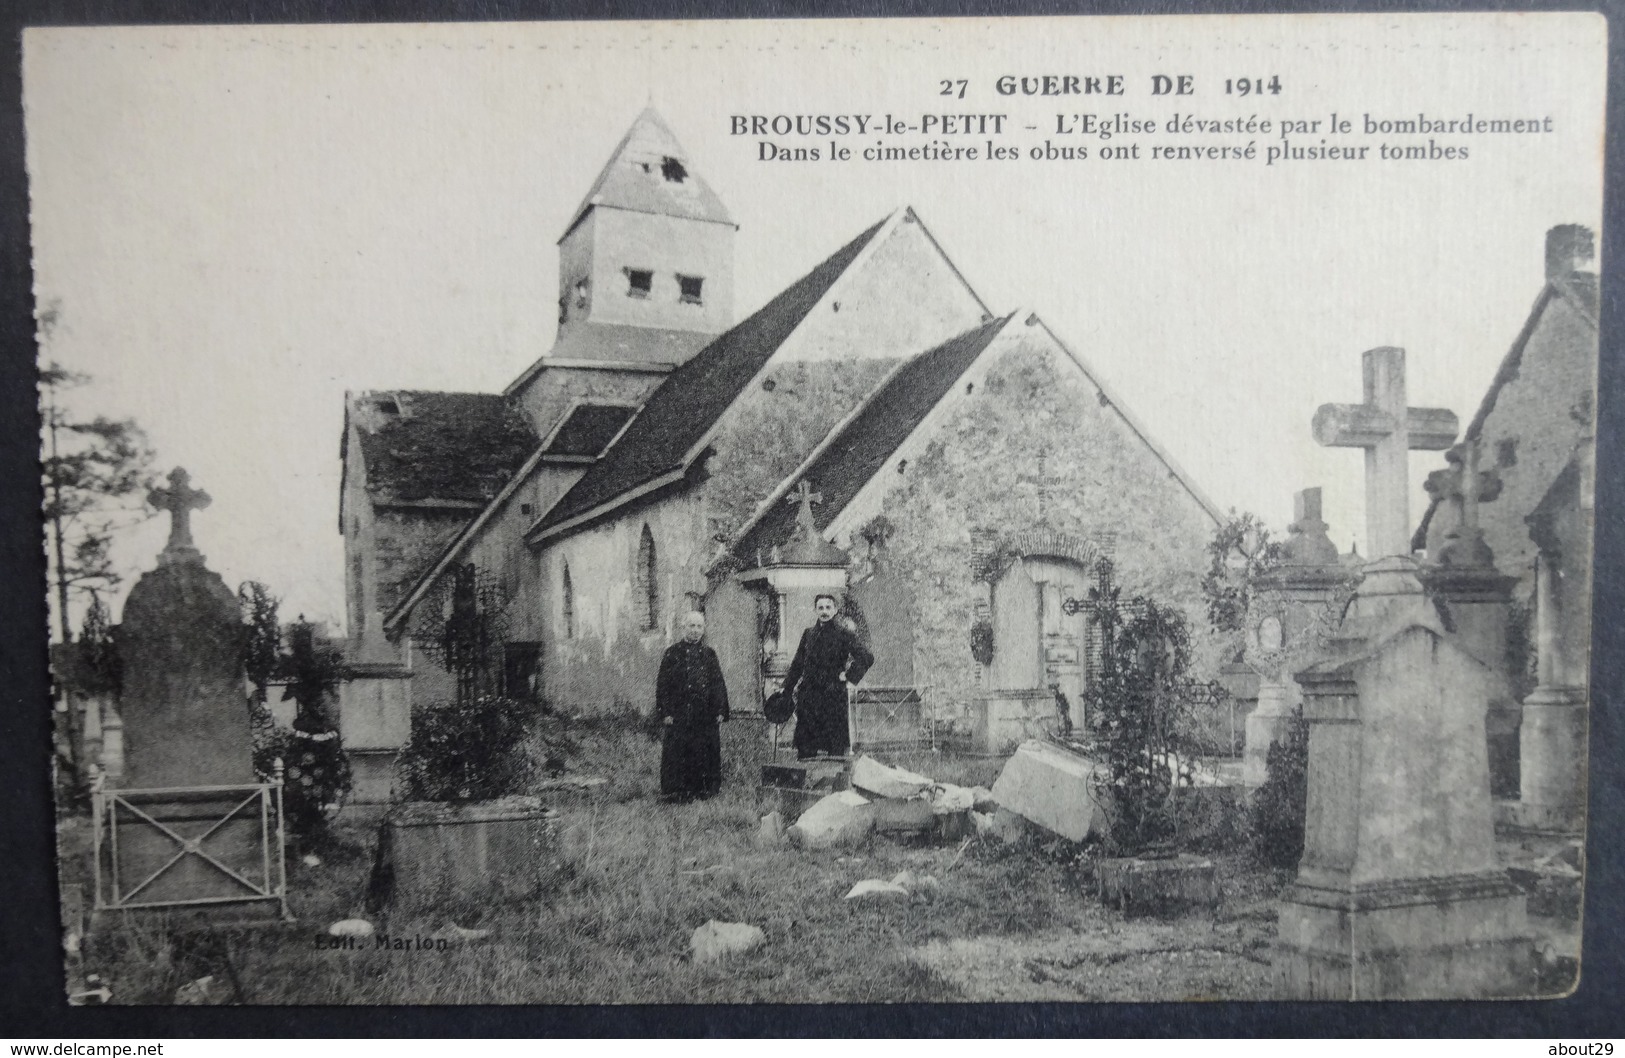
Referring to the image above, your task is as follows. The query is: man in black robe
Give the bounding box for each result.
[656,611,730,801]
[783,594,874,759]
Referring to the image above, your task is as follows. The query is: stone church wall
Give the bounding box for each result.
[538,490,712,713]
[837,331,1217,717]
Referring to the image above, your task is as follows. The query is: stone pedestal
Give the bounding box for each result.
[338,662,414,805]
[1242,551,1349,790]
[969,688,1054,754]
[1276,573,1533,999]
[1420,564,1521,799]
[1243,680,1291,788]
[1516,686,1587,832]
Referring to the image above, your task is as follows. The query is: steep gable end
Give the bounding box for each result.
[733,314,1014,560]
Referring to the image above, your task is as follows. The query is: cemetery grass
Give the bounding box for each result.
[75,720,1287,1004]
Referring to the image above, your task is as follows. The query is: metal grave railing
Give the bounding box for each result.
[91,766,290,919]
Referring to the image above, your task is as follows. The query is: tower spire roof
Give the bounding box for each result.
[559,106,734,242]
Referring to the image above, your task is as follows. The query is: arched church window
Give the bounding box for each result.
[561,562,576,639]
[636,526,659,631]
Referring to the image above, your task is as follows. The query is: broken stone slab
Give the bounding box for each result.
[873,796,936,835]
[755,810,785,847]
[761,759,851,792]
[845,878,910,900]
[786,790,874,850]
[690,920,766,963]
[931,783,977,814]
[851,756,933,799]
[990,740,1109,842]
[1097,853,1220,915]
[936,810,974,842]
[972,808,1028,843]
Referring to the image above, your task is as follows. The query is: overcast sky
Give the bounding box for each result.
[24,15,1605,631]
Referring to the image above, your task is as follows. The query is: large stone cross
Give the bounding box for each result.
[1312,347,1458,561]
[148,466,211,554]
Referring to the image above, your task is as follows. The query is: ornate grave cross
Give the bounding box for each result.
[787,480,822,537]
[1426,439,1503,566]
[1312,347,1458,561]
[147,466,211,554]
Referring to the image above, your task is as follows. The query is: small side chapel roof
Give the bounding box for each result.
[532,215,889,537]
[732,313,1015,563]
[559,107,735,241]
[351,391,537,506]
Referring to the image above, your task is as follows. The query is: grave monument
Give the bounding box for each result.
[1275,348,1533,999]
[98,468,287,919]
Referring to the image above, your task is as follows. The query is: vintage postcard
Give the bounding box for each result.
[25,13,1604,1006]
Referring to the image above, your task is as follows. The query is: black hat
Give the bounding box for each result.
[764,689,794,724]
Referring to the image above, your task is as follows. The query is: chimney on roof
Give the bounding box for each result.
[1545,224,1595,281]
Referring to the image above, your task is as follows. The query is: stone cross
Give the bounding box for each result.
[1427,439,1503,567]
[1312,348,1458,561]
[148,467,211,554]
[787,480,822,537]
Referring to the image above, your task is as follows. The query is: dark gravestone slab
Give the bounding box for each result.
[119,554,252,788]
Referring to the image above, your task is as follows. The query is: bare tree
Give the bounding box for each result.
[38,303,156,642]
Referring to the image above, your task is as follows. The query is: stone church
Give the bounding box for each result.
[337,108,1220,799]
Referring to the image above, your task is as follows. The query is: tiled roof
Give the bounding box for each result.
[733,314,1012,562]
[560,108,734,240]
[535,216,888,534]
[544,403,637,458]
[354,391,537,505]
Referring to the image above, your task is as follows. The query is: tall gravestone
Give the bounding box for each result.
[108,468,268,912]
[1275,348,1532,999]
[1242,487,1347,789]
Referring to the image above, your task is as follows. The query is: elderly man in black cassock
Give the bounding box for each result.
[784,593,874,760]
[656,610,730,801]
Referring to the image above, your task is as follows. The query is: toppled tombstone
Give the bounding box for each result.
[690,920,765,963]
[991,739,1110,842]
[328,918,376,938]
[786,790,873,849]
[755,810,785,846]
[845,878,910,900]
[760,758,853,820]
[851,756,933,799]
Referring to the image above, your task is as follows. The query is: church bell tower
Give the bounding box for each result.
[551,107,737,364]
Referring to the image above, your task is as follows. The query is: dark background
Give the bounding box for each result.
[1,0,1620,1037]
